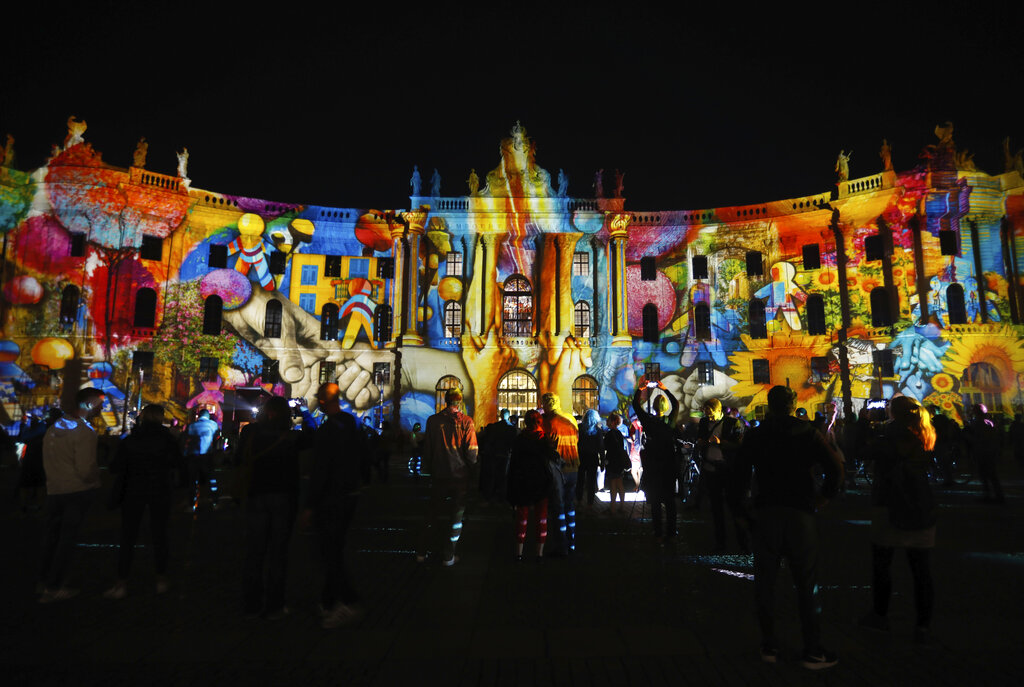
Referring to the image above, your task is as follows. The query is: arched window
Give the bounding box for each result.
[59,285,80,328]
[572,375,599,416]
[435,375,464,413]
[443,301,462,337]
[694,302,712,340]
[946,283,967,324]
[574,301,591,339]
[320,303,339,341]
[642,303,659,342]
[806,294,826,335]
[202,295,222,335]
[749,299,767,338]
[133,288,157,328]
[374,304,393,343]
[497,370,538,420]
[870,287,891,327]
[502,275,533,337]
[264,299,282,338]
[962,362,1003,415]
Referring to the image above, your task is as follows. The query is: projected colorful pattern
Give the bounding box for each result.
[1,122,1023,433]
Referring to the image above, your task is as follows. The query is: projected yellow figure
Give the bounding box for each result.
[337,277,379,348]
[227,213,275,290]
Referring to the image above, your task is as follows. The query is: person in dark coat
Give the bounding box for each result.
[103,404,182,599]
[479,408,517,503]
[576,409,604,508]
[603,413,630,515]
[507,410,554,561]
[633,377,680,541]
[238,395,313,619]
[966,403,1005,503]
[696,397,747,551]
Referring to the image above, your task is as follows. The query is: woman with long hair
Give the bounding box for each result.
[861,395,938,643]
[577,409,604,508]
[507,410,554,561]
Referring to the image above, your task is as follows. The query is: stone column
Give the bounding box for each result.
[607,213,632,346]
[400,206,429,346]
[555,233,583,335]
[385,212,406,350]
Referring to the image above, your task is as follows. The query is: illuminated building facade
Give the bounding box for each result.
[1,122,1023,430]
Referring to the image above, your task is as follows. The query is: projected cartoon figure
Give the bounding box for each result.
[963,276,1000,323]
[754,261,803,331]
[337,276,382,348]
[227,213,275,291]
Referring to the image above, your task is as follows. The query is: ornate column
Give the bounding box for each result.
[607,213,632,346]
[400,206,429,346]
[385,212,406,350]
[555,233,583,335]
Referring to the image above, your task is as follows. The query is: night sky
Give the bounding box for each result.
[3,3,1023,212]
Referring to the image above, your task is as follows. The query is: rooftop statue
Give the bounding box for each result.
[410,165,421,196]
[835,150,851,182]
[954,148,977,172]
[431,168,441,197]
[481,122,554,197]
[1002,137,1023,175]
[466,168,479,196]
[133,137,148,168]
[880,139,892,171]
[177,148,189,179]
[557,169,568,197]
[593,169,604,198]
[64,116,87,148]
[613,169,625,198]
[3,134,14,168]
[934,121,954,149]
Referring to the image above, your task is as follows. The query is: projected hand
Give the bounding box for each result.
[462,320,517,426]
[891,330,948,393]
[537,330,592,401]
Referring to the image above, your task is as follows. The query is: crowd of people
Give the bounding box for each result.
[11,376,1022,670]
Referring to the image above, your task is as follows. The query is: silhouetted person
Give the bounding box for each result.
[696,398,746,551]
[479,408,516,503]
[633,377,679,542]
[508,410,554,561]
[967,403,1004,503]
[577,409,604,508]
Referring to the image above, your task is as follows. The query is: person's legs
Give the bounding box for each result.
[535,498,548,556]
[752,508,784,648]
[42,490,94,590]
[664,486,677,537]
[783,509,823,654]
[871,544,895,617]
[705,470,727,547]
[243,494,270,614]
[514,505,529,557]
[905,547,934,628]
[117,493,147,581]
[319,494,360,609]
[562,472,578,552]
[443,481,468,562]
[264,493,297,614]
[149,492,171,576]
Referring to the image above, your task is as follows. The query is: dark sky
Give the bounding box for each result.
[4,3,1023,211]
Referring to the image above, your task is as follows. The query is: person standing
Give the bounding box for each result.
[542,393,579,554]
[417,388,478,566]
[696,398,747,551]
[966,403,1005,503]
[507,410,553,561]
[38,388,105,602]
[632,377,680,542]
[859,396,938,644]
[733,385,843,670]
[479,409,517,504]
[185,409,220,509]
[302,383,366,628]
[576,409,604,508]
[103,404,182,600]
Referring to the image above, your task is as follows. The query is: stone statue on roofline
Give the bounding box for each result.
[613,169,625,198]
[953,148,977,172]
[593,169,604,198]
[880,139,892,171]
[480,122,555,197]
[410,165,422,196]
[835,150,851,182]
[177,148,189,178]
[431,168,441,197]
[557,169,568,197]
[466,168,479,196]
[1002,137,1023,175]
[133,137,148,168]
[65,116,87,148]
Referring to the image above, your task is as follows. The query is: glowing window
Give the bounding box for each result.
[574,301,591,338]
[497,370,538,419]
[694,303,711,340]
[444,301,463,337]
[202,295,222,335]
[377,258,394,279]
[435,375,464,413]
[374,304,393,343]
[644,362,661,381]
[133,288,157,328]
[262,359,280,384]
[692,255,709,279]
[572,252,590,277]
[572,375,600,416]
[447,252,463,277]
[319,361,337,384]
[264,300,283,338]
[321,303,339,341]
[502,275,533,337]
[697,361,713,384]
[870,287,892,327]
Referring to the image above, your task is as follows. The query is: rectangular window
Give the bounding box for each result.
[319,361,337,385]
[131,351,154,379]
[69,232,86,257]
[640,256,656,281]
[810,356,830,382]
[752,359,770,384]
[299,293,317,313]
[269,252,287,275]
[300,264,318,286]
[572,251,590,277]
[872,349,894,378]
[697,361,713,384]
[324,255,342,278]
[864,234,884,261]
[938,229,958,256]
[208,244,228,268]
[262,359,280,385]
[745,251,763,277]
[446,252,463,277]
[802,243,821,270]
[692,255,709,279]
[349,258,369,279]
[198,356,218,383]
[376,257,394,279]
[140,235,163,261]
[644,362,661,382]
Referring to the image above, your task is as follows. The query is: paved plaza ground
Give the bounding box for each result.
[2,451,1022,686]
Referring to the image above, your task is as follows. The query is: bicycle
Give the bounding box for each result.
[676,439,700,506]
